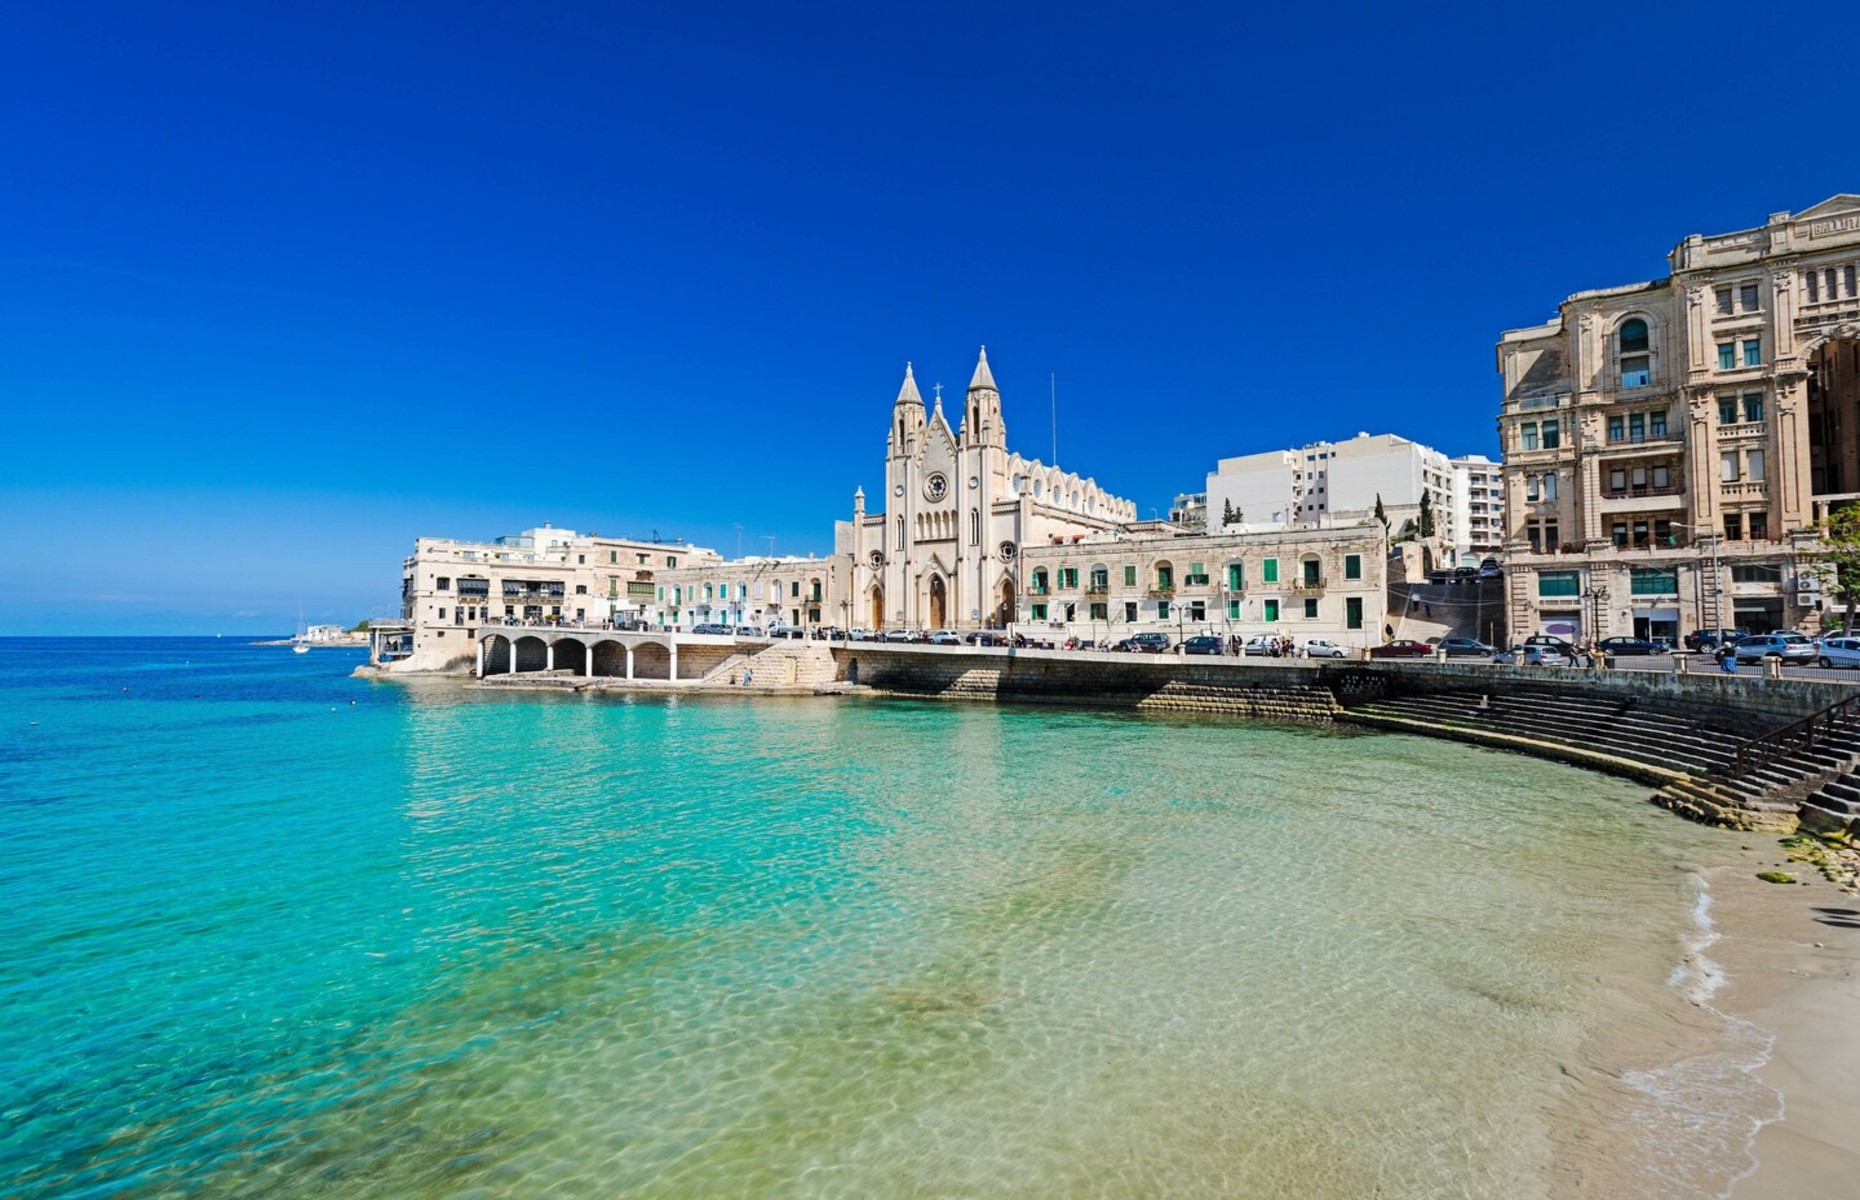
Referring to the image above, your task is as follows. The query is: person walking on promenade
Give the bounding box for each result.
[1717,643,1737,674]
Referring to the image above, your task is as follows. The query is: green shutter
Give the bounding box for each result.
[1263,559,1279,584]
[1344,554,1361,580]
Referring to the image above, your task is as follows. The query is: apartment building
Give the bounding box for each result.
[1205,432,1458,545]
[1497,195,1860,642]
[1450,454,1506,564]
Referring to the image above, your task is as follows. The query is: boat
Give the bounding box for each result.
[292,604,310,654]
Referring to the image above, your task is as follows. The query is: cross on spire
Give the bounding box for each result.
[933,382,943,402]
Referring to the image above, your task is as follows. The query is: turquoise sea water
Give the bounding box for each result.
[1,638,1767,1197]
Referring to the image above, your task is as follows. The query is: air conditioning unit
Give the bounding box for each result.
[1797,593,1818,607]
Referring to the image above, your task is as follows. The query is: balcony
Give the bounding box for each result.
[1147,585,1175,598]
[1601,483,1685,500]
[1722,480,1769,499]
[1603,431,1682,448]
[1292,577,1326,593]
[1085,584,1108,596]
[1718,421,1766,440]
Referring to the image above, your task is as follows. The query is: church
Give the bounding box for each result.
[835,348,1138,631]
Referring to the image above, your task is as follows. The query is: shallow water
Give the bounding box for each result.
[0,638,1766,1197]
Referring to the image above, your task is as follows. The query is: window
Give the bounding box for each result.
[1848,265,1858,298]
[1739,283,1759,312]
[1743,339,1761,367]
[1608,468,1626,491]
[1301,559,1321,586]
[1723,513,1743,540]
[1030,603,1047,621]
[1227,599,1242,619]
[1521,422,1540,451]
[1608,415,1624,441]
[1743,393,1764,423]
[1539,571,1579,598]
[1629,413,1645,439]
[1541,420,1561,449]
[437,607,447,621]
[1651,465,1670,488]
[790,581,801,598]
[1184,562,1208,585]
[1618,318,1649,353]
[666,556,678,568]
[1059,567,1078,590]
[1621,356,1650,387]
[1748,513,1769,539]
[1303,598,1319,619]
[1090,602,1108,620]
[1747,449,1765,481]
[1346,597,1364,630]
[1630,568,1678,596]
[1721,451,1740,482]
[1719,395,1737,425]
[1031,568,1049,595]
[1263,599,1279,622]
[1226,562,1244,590]
[1807,270,1820,302]
[610,551,617,564]
[1732,563,1782,583]
[576,584,588,595]
[1124,602,1138,622]
[1719,343,1736,370]
[1123,565,1137,588]
[1155,565,1173,590]
[1650,410,1667,436]
[1089,566,1108,590]
[1344,554,1362,580]
[1716,287,1733,315]
[436,576,451,590]
[1156,600,1169,619]
[1262,558,1279,584]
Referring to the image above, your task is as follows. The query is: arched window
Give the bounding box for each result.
[1031,568,1049,595]
[1618,318,1651,387]
[970,508,980,545]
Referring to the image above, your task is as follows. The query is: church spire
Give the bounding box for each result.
[967,345,997,394]
[962,345,1005,448]
[890,360,926,458]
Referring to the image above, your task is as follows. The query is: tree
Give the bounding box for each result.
[1374,493,1388,531]
[1417,491,1436,539]
[1812,504,1860,632]
[1222,499,1236,527]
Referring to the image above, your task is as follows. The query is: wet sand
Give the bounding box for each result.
[1716,864,1860,1197]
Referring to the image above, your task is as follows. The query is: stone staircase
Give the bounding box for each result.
[745,641,838,687]
[1800,772,1860,840]
[1340,688,1860,830]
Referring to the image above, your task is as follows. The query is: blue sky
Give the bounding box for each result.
[3,1,1854,634]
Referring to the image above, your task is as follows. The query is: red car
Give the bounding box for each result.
[1368,639,1434,658]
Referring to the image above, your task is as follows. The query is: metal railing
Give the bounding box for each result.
[1732,692,1860,777]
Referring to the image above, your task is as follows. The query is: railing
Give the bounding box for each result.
[1147,586,1175,597]
[1514,392,1569,412]
[1293,578,1325,592]
[1604,431,1682,446]
[1718,421,1766,439]
[1601,484,1685,499]
[1732,693,1860,778]
[1085,584,1109,596]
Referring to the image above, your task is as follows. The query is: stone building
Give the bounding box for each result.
[835,349,1138,630]
[1014,525,1388,650]
[390,525,722,671]
[655,554,846,631]
[1497,195,1860,642]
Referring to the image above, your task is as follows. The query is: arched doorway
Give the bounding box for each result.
[929,575,947,629]
[995,577,1015,627]
[870,584,885,631]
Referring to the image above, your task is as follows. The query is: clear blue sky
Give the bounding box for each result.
[3,1,1853,634]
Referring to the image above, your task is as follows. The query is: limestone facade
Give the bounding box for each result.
[834,349,1138,630]
[1013,525,1388,650]
[1497,195,1860,642]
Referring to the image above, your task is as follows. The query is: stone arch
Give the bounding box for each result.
[1606,307,1666,389]
[482,634,511,675]
[1151,558,1175,591]
[591,640,626,677]
[632,641,672,680]
[553,637,587,674]
[995,574,1016,626]
[929,574,947,628]
[870,583,886,631]
[513,635,548,672]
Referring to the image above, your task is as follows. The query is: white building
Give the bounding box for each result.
[1449,454,1506,564]
[1205,432,1458,543]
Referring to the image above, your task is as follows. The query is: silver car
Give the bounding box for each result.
[1733,632,1817,664]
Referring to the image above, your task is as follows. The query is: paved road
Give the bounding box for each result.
[1605,654,1860,684]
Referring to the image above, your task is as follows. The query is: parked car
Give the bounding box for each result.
[1449,567,1478,584]
[1477,560,1504,580]
[1733,632,1816,664]
[1524,634,1579,659]
[1241,635,1292,656]
[1436,637,1497,657]
[1596,636,1668,656]
[1116,632,1173,653]
[769,626,808,640]
[847,628,875,641]
[1426,570,1451,585]
[882,628,915,643]
[1369,639,1434,658]
[928,630,962,645]
[1495,645,1566,667]
[1181,635,1224,655]
[962,631,1007,646]
[1303,638,1350,658]
[1684,628,1747,652]
[1817,636,1860,669]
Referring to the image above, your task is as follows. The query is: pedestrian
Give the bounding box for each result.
[1717,644,1737,675]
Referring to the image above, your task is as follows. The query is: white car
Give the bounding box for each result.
[928,630,961,645]
[1303,639,1350,659]
[1817,636,1860,669]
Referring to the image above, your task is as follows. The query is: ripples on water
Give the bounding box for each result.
[0,639,1763,1197]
